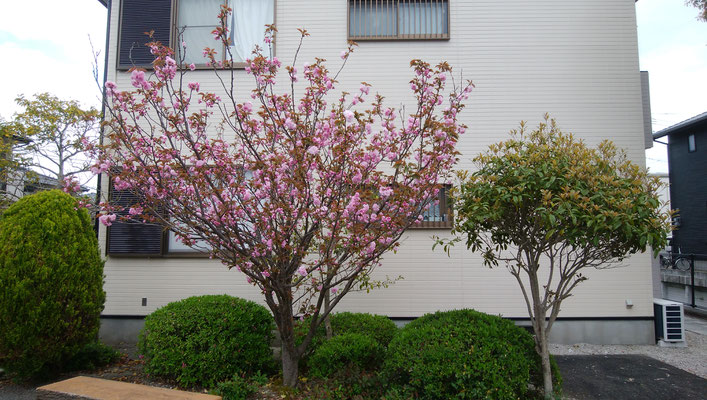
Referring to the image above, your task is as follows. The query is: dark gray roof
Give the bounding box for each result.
[97,0,108,7]
[653,111,707,139]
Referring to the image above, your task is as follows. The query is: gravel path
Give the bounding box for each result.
[551,331,707,379]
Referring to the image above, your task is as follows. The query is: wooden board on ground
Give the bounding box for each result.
[36,376,220,400]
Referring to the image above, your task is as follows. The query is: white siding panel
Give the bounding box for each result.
[102,0,653,319]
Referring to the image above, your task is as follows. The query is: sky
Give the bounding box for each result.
[0,0,705,175]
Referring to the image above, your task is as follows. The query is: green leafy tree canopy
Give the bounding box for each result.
[445,115,672,397]
[13,93,98,188]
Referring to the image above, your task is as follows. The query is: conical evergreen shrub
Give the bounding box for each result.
[0,190,105,379]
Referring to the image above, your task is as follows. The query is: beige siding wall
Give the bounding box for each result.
[102,0,653,319]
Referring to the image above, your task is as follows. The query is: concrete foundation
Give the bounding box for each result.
[514,319,655,345]
[101,316,656,346]
[99,318,146,345]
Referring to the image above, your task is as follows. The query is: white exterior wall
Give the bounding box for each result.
[101,0,653,321]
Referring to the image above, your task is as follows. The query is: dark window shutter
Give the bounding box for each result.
[107,189,164,255]
[119,0,172,69]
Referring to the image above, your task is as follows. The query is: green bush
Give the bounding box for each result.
[308,333,384,378]
[328,312,398,348]
[0,190,105,379]
[65,342,121,371]
[138,295,275,388]
[294,312,398,356]
[213,371,268,400]
[382,309,561,400]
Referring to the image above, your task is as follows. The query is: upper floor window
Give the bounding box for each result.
[118,0,274,69]
[688,134,696,153]
[177,0,275,65]
[348,0,449,41]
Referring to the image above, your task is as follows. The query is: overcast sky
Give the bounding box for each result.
[0,0,704,174]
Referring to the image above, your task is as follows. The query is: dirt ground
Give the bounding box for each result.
[3,341,707,399]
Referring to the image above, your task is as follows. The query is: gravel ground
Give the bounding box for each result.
[551,330,707,379]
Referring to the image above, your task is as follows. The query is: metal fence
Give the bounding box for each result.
[659,252,707,308]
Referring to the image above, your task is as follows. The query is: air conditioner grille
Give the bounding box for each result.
[654,299,686,344]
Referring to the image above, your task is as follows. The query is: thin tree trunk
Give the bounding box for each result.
[540,337,553,398]
[324,289,333,339]
[528,267,554,398]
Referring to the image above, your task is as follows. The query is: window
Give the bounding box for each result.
[348,0,449,40]
[412,184,452,228]
[118,0,274,69]
[167,225,212,254]
[106,189,165,256]
[688,134,696,153]
[118,0,172,69]
[106,195,211,257]
[176,0,275,65]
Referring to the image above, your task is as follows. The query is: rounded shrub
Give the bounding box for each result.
[307,333,384,378]
[329,312,398,348]
[382,309,561,400]
[138,295,275,388]
[294,312,398,356]
[0,190,105,379]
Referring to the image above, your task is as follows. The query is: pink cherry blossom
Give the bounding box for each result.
[379,186,394,198]
[343,110,354,122]
[99,214,117,227]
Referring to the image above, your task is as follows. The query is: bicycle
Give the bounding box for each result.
[659,251,692,271]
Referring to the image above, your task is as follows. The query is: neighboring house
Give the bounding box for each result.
[653,112,707,308]
[653,112,707,256]
[3,166,86,201]
[98,0,658,344]
[0,134,31,204]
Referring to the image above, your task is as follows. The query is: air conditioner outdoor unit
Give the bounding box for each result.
[653,298,686,347]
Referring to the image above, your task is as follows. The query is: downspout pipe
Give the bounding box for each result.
[94,0,111,236]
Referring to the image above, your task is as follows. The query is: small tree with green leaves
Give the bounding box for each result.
[13,93,98,189]
[444,116,671,398]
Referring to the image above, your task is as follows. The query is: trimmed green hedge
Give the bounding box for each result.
[138,295,275,388]
[383,309,561,399]
[0,190,105,379]
[294,312,398,356]
[308,333,384,378]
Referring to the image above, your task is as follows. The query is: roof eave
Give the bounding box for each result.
[653,111,707,139]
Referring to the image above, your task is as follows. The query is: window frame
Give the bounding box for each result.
[172,0,277,70]
[410,184,453,229]
[688,134,696,153]
[347,0,451,41]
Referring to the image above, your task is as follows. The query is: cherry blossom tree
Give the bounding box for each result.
[95,7,472,386]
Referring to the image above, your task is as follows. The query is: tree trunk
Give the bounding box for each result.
[273,295,301,388]
[281,341,300,388]
[539,333,554,398]
[528,269,554,398]
[324,289,333,339]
